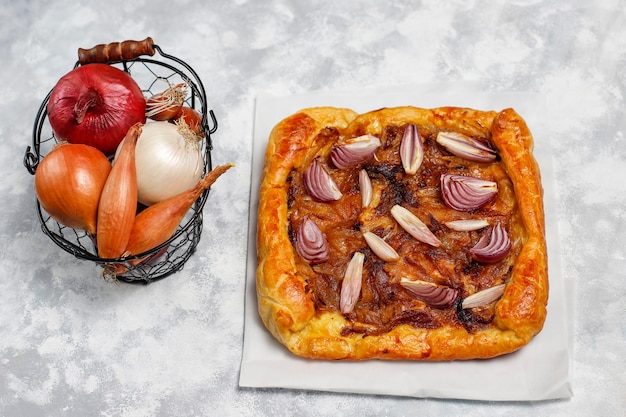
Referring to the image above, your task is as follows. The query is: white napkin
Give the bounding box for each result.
[240,83,572,401]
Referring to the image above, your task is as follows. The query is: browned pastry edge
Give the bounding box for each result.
[256,106,548,360]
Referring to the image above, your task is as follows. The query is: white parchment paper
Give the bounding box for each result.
[240,83,572,401]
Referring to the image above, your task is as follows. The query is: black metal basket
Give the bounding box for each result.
[23,38,217,284]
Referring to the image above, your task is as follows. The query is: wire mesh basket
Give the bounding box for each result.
[23,37,217,284]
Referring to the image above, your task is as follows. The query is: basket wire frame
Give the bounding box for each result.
[23,44,217,284]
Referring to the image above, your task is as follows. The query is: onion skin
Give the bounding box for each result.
[123,163,234,261]
[47,63,146,156]
[96,123,142,259]
[34,143,111,235]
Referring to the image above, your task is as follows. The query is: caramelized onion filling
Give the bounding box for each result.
[288,124,524,334]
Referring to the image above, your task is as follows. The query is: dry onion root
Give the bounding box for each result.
[145,83,187,121]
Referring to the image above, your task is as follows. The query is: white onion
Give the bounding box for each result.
[115,121,204,206]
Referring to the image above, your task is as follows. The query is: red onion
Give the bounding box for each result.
[47,63,146,156]
[303,158,343,202]
[436,131,497,162]
[470,223,511,263]
[340,252,365,314]
[462,284,506,309]
[295,217,330,264]
[400,278,458,308]
[400,124,424,174]
[330,134,380,169]
[440,174,498,212]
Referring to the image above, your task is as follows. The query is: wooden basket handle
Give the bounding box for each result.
[77,37,155,65]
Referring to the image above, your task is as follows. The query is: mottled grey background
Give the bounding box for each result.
[1,0,624,416]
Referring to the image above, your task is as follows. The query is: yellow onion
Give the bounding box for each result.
[34,142,111,235]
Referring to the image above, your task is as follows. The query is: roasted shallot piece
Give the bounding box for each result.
[461,284,507,309]
[362,231,399,262]
[340,252,365,314]
[470,223,511,263]
[444,219,489,231]
[390,205,441,247]
[400,124,424,175]
[303,158,343,202]
[400,278,459,308]
[330,134,380,169]
[359,169,373,208]
[440,174,498,212]
[436,131,497,163]
[295,217,330,264]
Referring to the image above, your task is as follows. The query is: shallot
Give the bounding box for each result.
[96,123,141,259]
[469,223,511,263]
[303,158,342,202]
[330,135,380,169]
[145,83,186,121]
[390,205,441,247]
[400,278,458,308]
[295,217,330,264]
[400,124,424,175]
[461,284,506,309]
[340,252,365,314]
[122,163,234,260]
[436,132,497,163]
[440,174,498,212]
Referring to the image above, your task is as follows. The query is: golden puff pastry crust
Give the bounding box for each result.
[256,106,548,360]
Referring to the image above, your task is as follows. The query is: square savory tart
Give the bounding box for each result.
[256,106,548,360]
